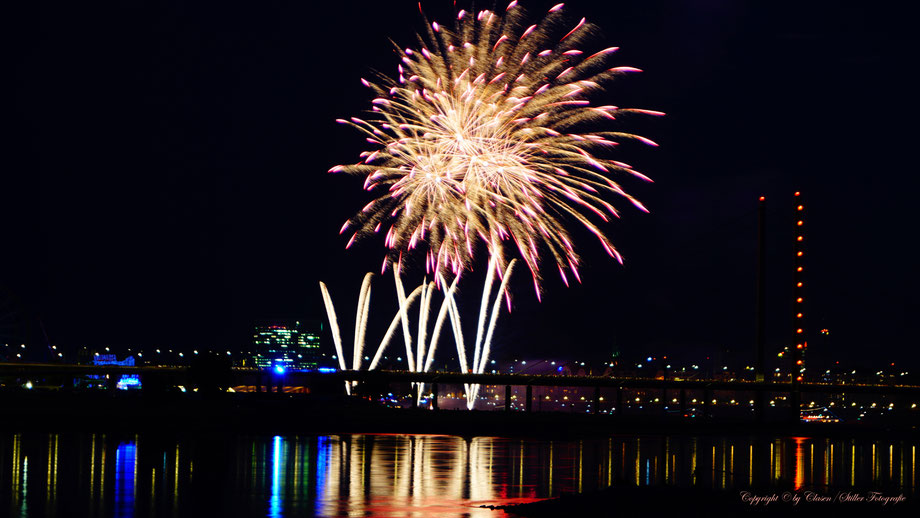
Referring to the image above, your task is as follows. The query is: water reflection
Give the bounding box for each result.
[114,442,136,518]
[270,436,282,518]
[1,433,917,517]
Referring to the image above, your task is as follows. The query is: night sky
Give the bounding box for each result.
[6,0,919,369]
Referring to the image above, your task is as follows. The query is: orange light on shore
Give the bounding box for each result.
[796,297,803,303]
[794,191,801,197]
[797,282,803,287]
[797,221,804,226]
[797,267,803,272]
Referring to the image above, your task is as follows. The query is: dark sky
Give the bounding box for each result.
[6,0,919,370]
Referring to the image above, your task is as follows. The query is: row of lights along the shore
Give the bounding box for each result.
[792,191,806,384]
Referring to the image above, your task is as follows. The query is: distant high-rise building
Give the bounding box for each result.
[252,320,321,371]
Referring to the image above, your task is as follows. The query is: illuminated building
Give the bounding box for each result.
[85,354,141,390]
[252,320,321,371]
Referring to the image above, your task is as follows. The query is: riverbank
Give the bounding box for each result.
[493,485,919,517]
[2,390,918,438]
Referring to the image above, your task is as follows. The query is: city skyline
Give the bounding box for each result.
[5,0,918,367]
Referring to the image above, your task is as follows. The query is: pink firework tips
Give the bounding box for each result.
[332,2,659,290]
[632,109,666,116]
[587,47,619,60]
[561,18,585,41]
[629,197,650,213]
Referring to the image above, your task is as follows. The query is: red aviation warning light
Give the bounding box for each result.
[793,191,806,384]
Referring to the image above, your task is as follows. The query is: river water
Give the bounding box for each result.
[1,432,917,517]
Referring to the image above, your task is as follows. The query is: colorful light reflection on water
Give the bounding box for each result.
[0,433,917,517]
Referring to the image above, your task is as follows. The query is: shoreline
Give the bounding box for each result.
[491,485,919,517]
[2,391,918,438]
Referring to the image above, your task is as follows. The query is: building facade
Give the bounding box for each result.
[252,320,321,371]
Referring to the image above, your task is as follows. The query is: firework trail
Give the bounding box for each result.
[320,274,426,394]
[320,272,463,400]
[331,1,661,294]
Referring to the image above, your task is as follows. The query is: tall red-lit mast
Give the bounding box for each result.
[755,196,766,382]
[792,192,806,385]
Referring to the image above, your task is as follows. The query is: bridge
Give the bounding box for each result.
[2,362,919,422]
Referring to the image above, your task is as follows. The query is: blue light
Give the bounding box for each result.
[270,436,282,518]
[116,375,142,390]
[317,367,337,374]
[114,442,136,518]
[274,365,285,375]
[647,356,653,362]
[557,366,564,372]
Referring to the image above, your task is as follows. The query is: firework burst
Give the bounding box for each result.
[331,1,661,294]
